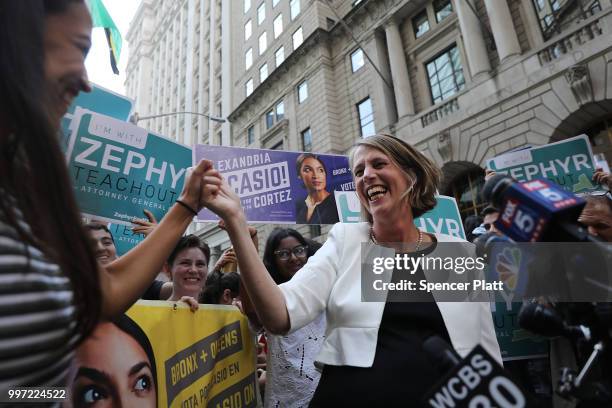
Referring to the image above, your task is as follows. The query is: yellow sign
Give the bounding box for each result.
[67,301,258,408]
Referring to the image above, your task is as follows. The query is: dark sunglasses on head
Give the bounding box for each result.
[274,245,308,261]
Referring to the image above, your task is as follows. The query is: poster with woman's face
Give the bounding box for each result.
[66,316,157,408]
[65,303,258,408]
[193,145,354,224]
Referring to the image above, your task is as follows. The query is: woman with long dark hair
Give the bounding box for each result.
[259,228,325,408]
[295,153,339,224]
[0,0,217,391]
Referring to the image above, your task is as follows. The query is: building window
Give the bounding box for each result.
[217,131,223,145]
[257,2,265,25]
[275,100,284,121]
[434,0,453,23]
[260,63,268,82]
[351,48,364,72]
[245,78,254,96]
[532,0,601,41]
[259,31,267,53]
[266,110,274,129]
[273,14,283,38]
[297,81,308,103]
[245,48,253,69]
[290,0,300,20]
[247,126,255,145]
[244,0,251,13]
[301,127,312,152]
[426,45,465,104]
[273,0,280,6]
[357,97,375,138]
[271,141,283,150]
[244,19,252,40]
[275,46,285,67]
[413,10,430,38]
[451,171,487,219]
[292,27,303,49]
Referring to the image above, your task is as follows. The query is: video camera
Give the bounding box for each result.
[475,174,612,407]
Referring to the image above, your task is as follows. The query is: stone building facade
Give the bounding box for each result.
[125,0,230,147]
[228,0,612,221]
[126,0,612,251]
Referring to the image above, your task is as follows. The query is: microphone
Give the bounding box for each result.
[518,302,591,341]
[423,336,461,374]
[422,336,533,407]
[473,231,515,258]
[482,175,595,242]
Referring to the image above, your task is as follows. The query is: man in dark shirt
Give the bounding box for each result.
[85,222,172,300]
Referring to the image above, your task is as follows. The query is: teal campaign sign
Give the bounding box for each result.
[492,302,549,361]
[335,192,466,239]
[61,84,134,152]
[414,195,466,239]
[487,135,597,194]
[66,110,192,225]
[109,223,145,256]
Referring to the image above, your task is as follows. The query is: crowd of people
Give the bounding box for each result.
[2,1,612,407]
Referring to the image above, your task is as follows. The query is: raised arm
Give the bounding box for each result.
[202,167,290,334]
[98,160,222,318]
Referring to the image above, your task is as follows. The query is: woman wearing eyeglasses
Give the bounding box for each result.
[258,228,325,408]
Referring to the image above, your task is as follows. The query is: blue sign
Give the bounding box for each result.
[487,135,597,194]
[109,223,145,256]
[336,192,466,239]
[61,83,134,152]
[194,145,354,224]
[66,110,192,225]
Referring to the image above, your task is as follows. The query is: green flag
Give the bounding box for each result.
[87,0,122,74]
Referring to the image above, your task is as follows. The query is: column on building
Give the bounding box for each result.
[455,0,491,78]
[367,31,397,129]
[383,19,414,117]
[482,0,521,63]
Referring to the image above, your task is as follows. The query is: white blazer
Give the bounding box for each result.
[279,222,502,367]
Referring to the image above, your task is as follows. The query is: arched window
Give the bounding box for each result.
[440,162,486,219]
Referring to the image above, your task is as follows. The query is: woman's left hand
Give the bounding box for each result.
[178,160,223,214]
[200,172,244,220]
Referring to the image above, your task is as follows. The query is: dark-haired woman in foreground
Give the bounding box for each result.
[0,0,218,392]
[259,228,325,407]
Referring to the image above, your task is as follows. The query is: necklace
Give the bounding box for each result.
[370,227,424,252]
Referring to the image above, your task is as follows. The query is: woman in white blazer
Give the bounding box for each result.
[200,133,501,406]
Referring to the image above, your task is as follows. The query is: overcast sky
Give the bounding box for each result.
[85,0,142,96]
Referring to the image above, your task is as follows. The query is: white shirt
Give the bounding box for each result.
[279,222,502,367]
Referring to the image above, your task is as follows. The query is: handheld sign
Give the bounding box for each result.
[61,83,134,152]
[194,145,354,224]
[487,135,597,194]
[66,110,192,225]
[336,192,466,239]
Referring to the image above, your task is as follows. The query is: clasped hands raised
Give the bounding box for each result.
[179,159,242,220]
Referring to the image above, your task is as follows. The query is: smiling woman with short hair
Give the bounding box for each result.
[190,134,502,406]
